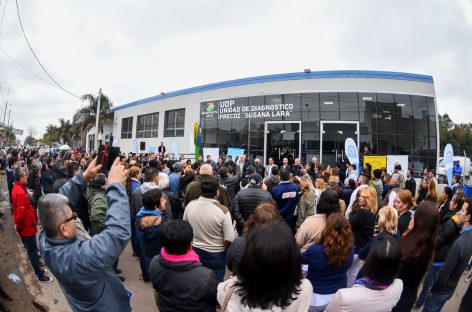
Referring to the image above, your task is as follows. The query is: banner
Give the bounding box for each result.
[387,155,409,175]
[133,139,138,154]
[203,147,220,163]
[148,146,156,153]
[227,147,245,162]
[193,122,202,160]
[171,139,180,160]
[444,143,454,187]
[363,156,387,177]
[344,138,360,174]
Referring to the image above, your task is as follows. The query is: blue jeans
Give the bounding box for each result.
[422,289,455,312]
[135,227,149,281]
[193,247,226,282]
[416,265,441,307]
[22,235,44,278]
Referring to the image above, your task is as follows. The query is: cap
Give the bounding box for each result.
[172,162,183,173]
[248,173,262,185]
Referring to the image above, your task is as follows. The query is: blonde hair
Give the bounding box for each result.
[360,187,378,214]
[427,178,438,202]
[378,206,398,235]
[315,178,326,190]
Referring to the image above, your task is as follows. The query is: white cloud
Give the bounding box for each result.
[0,0,470,140]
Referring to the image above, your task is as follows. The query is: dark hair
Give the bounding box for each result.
[142,188,163,211]
[407,168,414,175]
[317,189,340,215]
[373,169,382,179]
[201,177,219,198]
[67,162,80,176]
[160,220,193,255]
[246,165,256,175]
[279,170,289,181]
[8,157,17,168]
[351,163,357,170]
[144,167,158,182]
[443,187,453,201]
[271,166,279,176]
[90,173,107,189]
[364,235,401,285]
[394,164,402,171]
[219,166,228,178]
[400,201,439,260]
[453,174,461,183]
[348,179,356,189]
[236,221,302,309]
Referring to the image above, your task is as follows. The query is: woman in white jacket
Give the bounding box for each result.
[325,235,403,312]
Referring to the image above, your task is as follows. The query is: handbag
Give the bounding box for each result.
[221,285,236,312]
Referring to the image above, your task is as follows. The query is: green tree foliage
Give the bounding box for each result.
[73,92,113,148]
[439,114,472,155]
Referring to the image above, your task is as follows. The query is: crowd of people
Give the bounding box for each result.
[4,147,472,312]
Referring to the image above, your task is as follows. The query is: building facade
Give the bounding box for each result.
[112,70,438,172]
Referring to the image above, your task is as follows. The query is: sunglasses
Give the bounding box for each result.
[60,212,78,228]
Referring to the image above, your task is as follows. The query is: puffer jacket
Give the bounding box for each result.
[136,209,168,269]
[231,185,272,233]
[149,254,217,312]
[86,187,108,235]
[219,175,238,202]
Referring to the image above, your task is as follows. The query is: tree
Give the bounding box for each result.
[57,118,72,144]
[439,114,472,156]
[24,135,36,146]
[42,124,59,146]
[73,91,113,148]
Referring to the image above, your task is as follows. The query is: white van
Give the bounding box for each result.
[437,156,471,183]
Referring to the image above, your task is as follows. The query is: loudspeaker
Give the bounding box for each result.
[140,141,146,151]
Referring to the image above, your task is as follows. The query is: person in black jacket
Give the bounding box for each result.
[149,220,217,312]
[414,192,463,308]
[41,161,55,194]
[231,173,272,235]
[218,167,237,202]
[423,198,472,312]
[439,187,453,223]
[405,168,416,197]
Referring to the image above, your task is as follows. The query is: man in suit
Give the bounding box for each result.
[265,157,277,179]
[405,168,416,197]
[280,157,291,173]
[237,155,249,180]
[158,142,166,154]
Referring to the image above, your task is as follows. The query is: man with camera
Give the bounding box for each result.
[38,157,131,311]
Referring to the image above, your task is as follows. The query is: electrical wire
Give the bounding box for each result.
[0,0,8,38]
[15,0,81,98]
[0,46,55,86]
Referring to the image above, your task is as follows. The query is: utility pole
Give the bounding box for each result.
[94,88,102,152]
[7,109,11,128]
[2,101,8,126]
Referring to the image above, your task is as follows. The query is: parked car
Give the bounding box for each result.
[437,156,471,184]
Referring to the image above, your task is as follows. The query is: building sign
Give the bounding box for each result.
[13,128,24,136]
[201,98,294,121]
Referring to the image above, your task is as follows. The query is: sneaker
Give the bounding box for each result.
[41,268,48,274]
[38,275,54,283]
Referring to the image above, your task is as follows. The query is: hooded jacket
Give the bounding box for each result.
[136,208,168,269]
[86,187,108,235]
[149,252,217,312]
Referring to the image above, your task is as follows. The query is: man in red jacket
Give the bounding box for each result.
[12,166,53,283]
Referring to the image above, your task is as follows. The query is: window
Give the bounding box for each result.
[121,117,133,139]
[88,134,95,152]
[136,113,159,138]
[164,109,185,137]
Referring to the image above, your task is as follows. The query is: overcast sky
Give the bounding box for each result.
[0,0,470,139]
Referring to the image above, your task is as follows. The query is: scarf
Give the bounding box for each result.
[355,277,389,290]
[136,207,163,218]
[160,247,200,263]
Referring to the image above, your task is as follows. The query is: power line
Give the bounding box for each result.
[0,46,55,86]
[0,0,8,38]
[15,0,81,99]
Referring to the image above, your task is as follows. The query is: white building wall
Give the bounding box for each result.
[112,77,436,154]
[86,122,114,152]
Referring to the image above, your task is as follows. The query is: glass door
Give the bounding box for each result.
[264,122,301,166]
[320,122,359,166]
